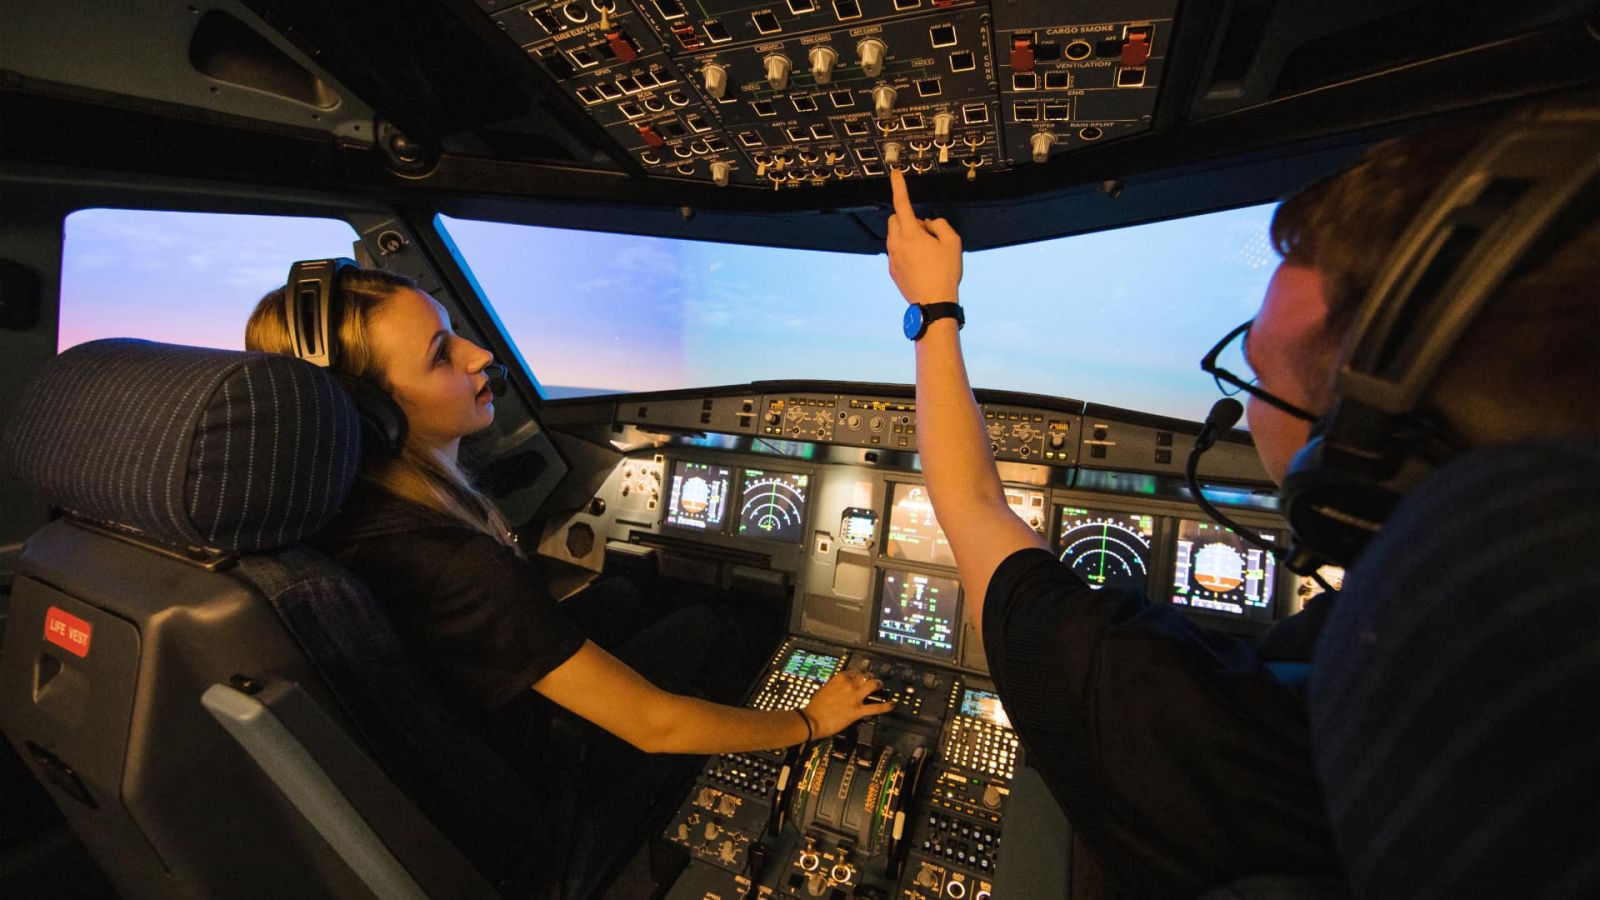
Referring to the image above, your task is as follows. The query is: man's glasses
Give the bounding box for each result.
[1200,320,1319,422]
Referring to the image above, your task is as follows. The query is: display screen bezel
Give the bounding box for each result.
[870,565,964,662]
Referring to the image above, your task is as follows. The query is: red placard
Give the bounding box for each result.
[44,606,92,658]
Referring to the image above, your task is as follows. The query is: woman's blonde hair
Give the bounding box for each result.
[246,268,519,549]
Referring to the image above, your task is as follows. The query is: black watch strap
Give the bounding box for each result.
[922,302,965,332]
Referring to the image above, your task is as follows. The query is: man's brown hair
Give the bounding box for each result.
[1270,114,1600,444]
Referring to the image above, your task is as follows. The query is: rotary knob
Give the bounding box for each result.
[764,54,791,91]
[711,161,732,187]
[702,63,728,100]
[765,411,781,425]
[982,784,1003,808]
[872,84,897,119]
[1048,432,1067,449]
[932,111,955,142]
[1031,131,1057,163]
[857,38,887,78]
[883,141,904,166]
[809,45,838,85]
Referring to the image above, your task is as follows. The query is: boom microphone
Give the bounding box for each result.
[1187,398,1280,558]
[484,362,509,398]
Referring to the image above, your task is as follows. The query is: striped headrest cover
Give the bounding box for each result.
[2,339,362,553]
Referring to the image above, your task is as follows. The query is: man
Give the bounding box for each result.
[884,110,1599,898]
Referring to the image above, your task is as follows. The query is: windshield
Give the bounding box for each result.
[441,204,1276,422]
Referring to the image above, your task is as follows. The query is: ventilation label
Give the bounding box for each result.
[44,607,92,658]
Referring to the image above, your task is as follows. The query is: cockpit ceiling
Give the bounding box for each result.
[2,0,1597,250]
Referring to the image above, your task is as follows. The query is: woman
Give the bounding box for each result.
[246,268,891,896]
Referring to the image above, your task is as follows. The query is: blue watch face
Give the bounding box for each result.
[902,304,923,340]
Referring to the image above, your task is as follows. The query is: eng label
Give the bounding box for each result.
[44,607,92,658]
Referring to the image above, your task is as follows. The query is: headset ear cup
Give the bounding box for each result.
[333,373,408,457]
[1281,435,1400,566]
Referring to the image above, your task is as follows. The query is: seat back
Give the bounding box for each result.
[0,339,543,899]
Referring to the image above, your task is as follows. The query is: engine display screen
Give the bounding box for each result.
[1170,519,1277,620]
[737,468,809,542]
[1057,507,1157,593]
[875,568,961,661]
[959,689,1013,729]
[780,648,841,683]
[663,460,732,531]
[885,483,954,567]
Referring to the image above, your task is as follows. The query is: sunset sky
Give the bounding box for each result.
[61,202,1276,423]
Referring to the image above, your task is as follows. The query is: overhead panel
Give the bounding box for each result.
[480,0,1176,189]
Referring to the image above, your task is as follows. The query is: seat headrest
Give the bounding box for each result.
[2,339,362,553]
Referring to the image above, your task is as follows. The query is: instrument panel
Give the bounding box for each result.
[478,0,1177,188]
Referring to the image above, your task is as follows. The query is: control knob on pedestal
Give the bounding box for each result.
[764,54,791,91]
[809,46,838,85]
[703,63,728,100]
[982,785,1003,808]
[857,38,887,78]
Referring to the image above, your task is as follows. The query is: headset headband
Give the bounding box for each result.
[1337,105,1600,413]
[283,258,359,368]
[1283,98,1600,571]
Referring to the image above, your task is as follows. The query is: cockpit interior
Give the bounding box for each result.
[2,2,1596,898]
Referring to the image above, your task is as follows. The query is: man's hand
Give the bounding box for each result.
[802,670,895,737]
[887,168,964,305]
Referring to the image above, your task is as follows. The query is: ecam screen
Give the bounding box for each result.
[876,568,961,660]
[1169,518,1277,620]
[885,484,953,566]
[886,484,1045,567]
[664,460,732,531]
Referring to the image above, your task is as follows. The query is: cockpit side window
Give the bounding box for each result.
[60,208,358,352]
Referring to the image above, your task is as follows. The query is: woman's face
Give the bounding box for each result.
[367,288,497,450]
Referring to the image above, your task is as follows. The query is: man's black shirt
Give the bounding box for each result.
[983,548,1340,896]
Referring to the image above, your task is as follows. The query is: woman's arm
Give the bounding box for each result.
[534,640,894,755]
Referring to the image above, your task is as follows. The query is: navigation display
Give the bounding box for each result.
[1058,507,1156,593]
[875,569,961,661]
[885,484,954,567]
[1170,519,1277,620]
[663,460,732,531]
[737,468,809,542]
[959,689,1013,729]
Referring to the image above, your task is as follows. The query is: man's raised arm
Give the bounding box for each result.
[885,169,1046,638]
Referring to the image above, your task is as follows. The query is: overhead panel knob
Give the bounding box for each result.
[703,63,728,100]
[711,161,732,187]
[809,46,838,85]
[1031,131,1056,163]
[764,54,791,91]
[883,141,904,166]
[872,84,897,119]
[932,111,955,142]
[857,38,887,78]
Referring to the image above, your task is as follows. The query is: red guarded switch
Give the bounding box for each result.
[637,125,665,147]
[1010,34,1035,73]
[1121,28,1151,67]
[607,30,639,62]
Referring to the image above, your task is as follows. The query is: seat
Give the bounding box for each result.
[0,339,548,900]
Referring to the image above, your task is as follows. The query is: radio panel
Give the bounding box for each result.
[482,0,1177,188]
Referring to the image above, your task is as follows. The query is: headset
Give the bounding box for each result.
[283,258,508,457]
[1278,99,1600,572]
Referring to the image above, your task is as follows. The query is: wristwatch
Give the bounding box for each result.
[903,302,965,341]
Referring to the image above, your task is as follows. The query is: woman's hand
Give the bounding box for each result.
[886,168,964,305]
[802,669,896,738]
